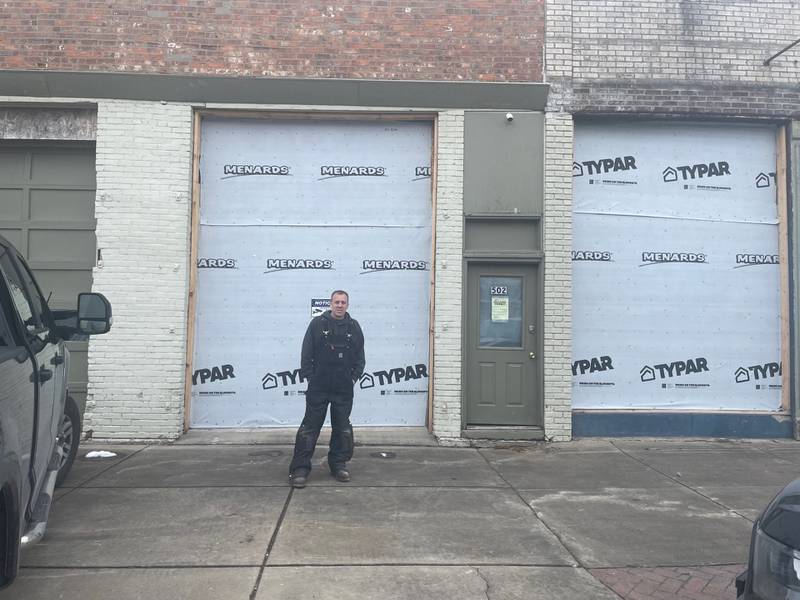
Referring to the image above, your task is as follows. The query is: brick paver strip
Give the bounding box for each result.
[590,565,746,600]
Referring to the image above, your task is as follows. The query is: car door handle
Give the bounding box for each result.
[51,353,65,365]
[31,366,53,384]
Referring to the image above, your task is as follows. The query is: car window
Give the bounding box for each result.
[0,304,11,347]
[0,248,39,332]
[14,254,53,331]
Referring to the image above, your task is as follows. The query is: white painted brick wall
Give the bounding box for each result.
[543,113,574,442]
[87,100,193,440]
[432,111,465,442]
[544,0,576,441]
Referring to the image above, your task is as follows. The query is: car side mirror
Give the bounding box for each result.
[78,293,113,335]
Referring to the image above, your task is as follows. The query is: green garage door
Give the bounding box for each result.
[0,143,96,413]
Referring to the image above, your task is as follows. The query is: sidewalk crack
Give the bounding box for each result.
[609,441,755,523]
[475,566,491,600]
[475,448,584,569]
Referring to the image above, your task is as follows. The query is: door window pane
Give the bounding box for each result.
[0,248,37,332]
[479,276,522,347]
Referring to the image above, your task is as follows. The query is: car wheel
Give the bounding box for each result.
[55,396,82,487]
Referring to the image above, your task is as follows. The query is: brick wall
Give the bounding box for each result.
[88,100,193,440]
[543,112,573,442]
[0,1,543,83]
[548,0,800,117]
[432,110,465,443]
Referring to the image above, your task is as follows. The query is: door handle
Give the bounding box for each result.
[38,366,53,383]
[51,353,65,365]
[529,352,536,359]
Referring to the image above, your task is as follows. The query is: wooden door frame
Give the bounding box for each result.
[184,109,437,432]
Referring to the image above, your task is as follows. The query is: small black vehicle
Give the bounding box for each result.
[0,233,112,588]
[737,477,800,600]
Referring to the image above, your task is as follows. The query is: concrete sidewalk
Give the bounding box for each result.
[7,435,799,599]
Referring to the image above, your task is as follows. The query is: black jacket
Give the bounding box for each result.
[300,310,365,392]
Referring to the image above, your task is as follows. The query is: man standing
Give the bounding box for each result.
[289,290,365,488]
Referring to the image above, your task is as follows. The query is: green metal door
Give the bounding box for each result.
[466,263,541,426]
[0,143,96,412]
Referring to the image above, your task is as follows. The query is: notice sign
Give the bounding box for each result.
[311,298,330,318]
[491,296,509,322]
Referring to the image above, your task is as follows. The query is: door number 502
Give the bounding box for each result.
[490,286,508,295]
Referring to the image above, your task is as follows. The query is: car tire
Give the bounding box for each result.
[55,396,81,488]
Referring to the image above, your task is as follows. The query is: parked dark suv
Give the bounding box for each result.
[0,233,111,588]
[737,477,800,599]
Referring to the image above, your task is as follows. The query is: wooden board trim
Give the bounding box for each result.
[183,110,202,433]
[427,116,438,432]
[197,109,437,122]
[777,126,791,412]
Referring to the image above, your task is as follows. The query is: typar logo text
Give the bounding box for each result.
[755,172,777,188]
[662,161,731,191]
[640,251,706,267]
[572,156,637,187]
[193,364,236,396]
[640,357,710,388]
[361,259,429,274]
[572,356,615,387]
[222,164,290,179]
[197,258,237,269]
[359,363,428,395]
[262,368,307,395]
[572,251,613,262]
[734,253,778,269]
[319,166,386,180]
[734,362,781,389]
[264,259,333,274]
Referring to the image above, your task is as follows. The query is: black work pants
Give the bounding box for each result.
[289,389,354,475]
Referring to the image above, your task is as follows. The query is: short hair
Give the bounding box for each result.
[330,290,349,301]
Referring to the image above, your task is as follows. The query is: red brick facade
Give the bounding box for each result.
[0,1,544,82]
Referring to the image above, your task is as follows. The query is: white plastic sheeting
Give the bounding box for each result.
[191,118,433,427]
[572,122,781,410]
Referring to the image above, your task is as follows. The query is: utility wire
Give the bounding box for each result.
[764,37,800,65]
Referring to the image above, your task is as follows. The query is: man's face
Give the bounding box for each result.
[330,293,349,319]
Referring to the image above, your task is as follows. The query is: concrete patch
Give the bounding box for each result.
[612,440,760,452]
[301,446,506,487]
[21,488,286,567]
[83,445,293,487]
[523,486,752,567]
[695,484,787,520]
[480,447,673,490]
[270,488,573,565]
[177,427,437,446]
[616,448,798,487]
[762,446,800,461]
[57,445,146,488]
[12,567,258,600]
[256,565,619,600]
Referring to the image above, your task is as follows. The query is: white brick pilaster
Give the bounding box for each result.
[543,112,574,441]
[87,100,193,440]
[432,111,465,442]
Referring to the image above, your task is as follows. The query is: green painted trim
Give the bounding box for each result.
[0,70,549,110]
[790,122,799,438]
